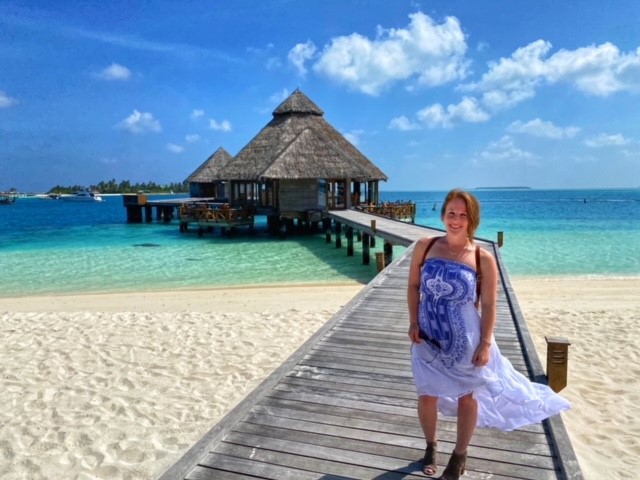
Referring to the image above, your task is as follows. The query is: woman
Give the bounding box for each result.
[407,189,570,479]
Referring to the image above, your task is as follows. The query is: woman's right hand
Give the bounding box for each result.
[408,323,421,343]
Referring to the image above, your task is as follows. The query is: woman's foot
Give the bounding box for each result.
[439,450,466,480]
[422,441,438,476]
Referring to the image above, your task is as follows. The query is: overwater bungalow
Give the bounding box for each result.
[187,89,388,230]
[186,147,232,200]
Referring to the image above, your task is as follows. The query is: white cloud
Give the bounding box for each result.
[191,109,204,119]
[388,115,420,131]
[507,119,580,139]
[343,129,364,146]
[584,133,630,148]
[417,96,489,128]
[97,63,131,81]
[312,12,468,95]
[463,40,640,112]
[0,91,18,108]
[185,134,200,143]
[114,110,161,134]
[475,135,539,165]
[288,40,317,76]
[167,143,184,153]
[209,119,232,132]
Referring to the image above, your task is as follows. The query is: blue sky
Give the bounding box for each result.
[1,0,639,192]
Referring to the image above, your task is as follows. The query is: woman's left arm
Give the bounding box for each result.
[473,249,498,367]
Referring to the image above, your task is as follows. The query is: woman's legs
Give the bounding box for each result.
[418,395,439,475]
[454,393,478,453]
[418,395,438,441]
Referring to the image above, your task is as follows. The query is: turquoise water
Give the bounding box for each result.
[1,189,638,297]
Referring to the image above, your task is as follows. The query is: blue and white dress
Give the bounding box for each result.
[411,258,571,431]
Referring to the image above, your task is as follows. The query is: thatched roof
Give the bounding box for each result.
[187,147,233,182]
[220,89,388,182]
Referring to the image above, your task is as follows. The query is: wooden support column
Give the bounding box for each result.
[370,220,376,248]
[323,218,332,243]
[546,336,571,392]
[362,233,370,265]
[498,231,504,247]
[384,241,393,267]
[145,206,153,223]
[335,222,342,248]
[346,226,354,256]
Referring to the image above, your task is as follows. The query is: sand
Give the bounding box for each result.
[1,278,638,479]
[511,277,640,480]
[0,284,364,479]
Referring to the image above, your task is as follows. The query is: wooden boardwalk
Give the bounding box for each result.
[159,211,582,480]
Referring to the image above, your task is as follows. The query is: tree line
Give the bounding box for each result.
[48,179,189,194]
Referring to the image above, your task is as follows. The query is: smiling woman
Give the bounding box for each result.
[407,188,571,479]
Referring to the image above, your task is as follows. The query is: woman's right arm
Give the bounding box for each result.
[407,238,429,343]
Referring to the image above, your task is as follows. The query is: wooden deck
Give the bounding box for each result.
[159,211,582,480]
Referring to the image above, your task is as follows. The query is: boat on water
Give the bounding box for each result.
[60,189,104,202]
[0,189,18,204]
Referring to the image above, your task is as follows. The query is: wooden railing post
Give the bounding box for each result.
[497,231,504,247]
[545,336,571,392]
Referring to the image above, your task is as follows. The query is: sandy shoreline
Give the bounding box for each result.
[511,276,640,480]
[0,283,365,479]
[1,277,638,479]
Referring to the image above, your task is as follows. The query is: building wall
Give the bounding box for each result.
[279,179,320,214]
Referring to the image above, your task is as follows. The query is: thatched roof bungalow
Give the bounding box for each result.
[219,89,387,219]
[186,147,232,199]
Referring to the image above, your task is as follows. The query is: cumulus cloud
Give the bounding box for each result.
[288,40,317,76]
[191,109,204,119]
[167,143,184,153]
[209,119,232,132]
[185,134,200,143]
[417,97,489,128]
[388,115,420,131]
[97,63,131,81]
[311,12,468,95]
[475,135,539,165]
[0,91,18,108]
[507,118,580,139]
[464,40,640,110]
[584,133,630,148]
[114,110,162,134]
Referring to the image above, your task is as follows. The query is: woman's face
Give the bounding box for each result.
[442,197,469,238]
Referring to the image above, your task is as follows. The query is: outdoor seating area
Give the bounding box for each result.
[179,203,256,234]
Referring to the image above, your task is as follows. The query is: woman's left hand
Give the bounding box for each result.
[472,343,491,367]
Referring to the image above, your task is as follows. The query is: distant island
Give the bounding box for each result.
[48,179,188,195]
[475,186,531,190]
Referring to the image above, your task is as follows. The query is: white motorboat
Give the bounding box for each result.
[60,189,104,202]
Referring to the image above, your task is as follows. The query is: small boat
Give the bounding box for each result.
[60,189,104,202]
[0,189,18,204]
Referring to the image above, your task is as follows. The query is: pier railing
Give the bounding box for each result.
[355,201,416,223]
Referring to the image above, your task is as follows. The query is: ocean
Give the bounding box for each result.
[1,188,638,297]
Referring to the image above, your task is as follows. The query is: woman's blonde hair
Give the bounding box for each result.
[440,189,481,239]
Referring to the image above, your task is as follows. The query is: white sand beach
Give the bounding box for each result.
[512,277,640,480]
[1,278,638,479]
[0,284,364,479]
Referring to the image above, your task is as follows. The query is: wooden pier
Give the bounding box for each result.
[158,211,582,480]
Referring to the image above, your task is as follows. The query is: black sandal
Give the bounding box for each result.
[422,441,438,476]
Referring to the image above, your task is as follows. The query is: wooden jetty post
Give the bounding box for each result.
[384,241,393,267]
[546,336,571,392]
[362,232,370,265]
[375,252,385,272]
[498,231,504,247]
[346,226,354,256]
[123,194,147,223]
[323,218,332,243]
[369,220,377,248]
[335,222,342,248]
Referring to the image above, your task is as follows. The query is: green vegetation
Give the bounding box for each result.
[48,179,189,194]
